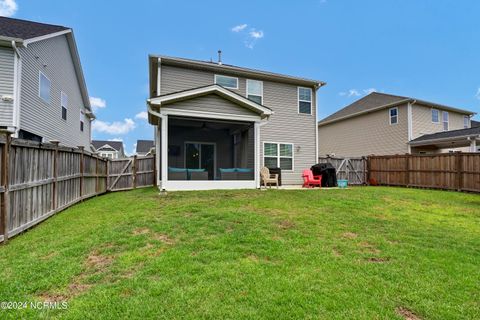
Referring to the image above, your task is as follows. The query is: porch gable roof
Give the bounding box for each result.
[147,84,273,122]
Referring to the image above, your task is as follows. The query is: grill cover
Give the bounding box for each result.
[311,163,337,187]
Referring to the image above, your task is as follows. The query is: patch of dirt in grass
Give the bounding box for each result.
[366,257,390,263]
[153,233,175,245]
[396,307,422,320]
[68,283,92,295]
[359,242,381,254]
[246,254,259,262]
[342,232,358,239]
[85,251,114,270]
[132,227,150,235]
[278,219,295,230]
[38,292,69,303]
[332,247,342,257]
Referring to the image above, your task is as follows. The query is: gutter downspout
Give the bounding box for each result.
[11,41,22,137]
[407,99,416,153]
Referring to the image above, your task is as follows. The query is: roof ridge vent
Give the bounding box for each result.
[217,50,222,65]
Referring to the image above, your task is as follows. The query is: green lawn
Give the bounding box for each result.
[0,187,479,319]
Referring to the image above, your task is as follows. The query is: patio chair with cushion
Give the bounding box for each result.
[260,167,279,189]
[302,169,322,188]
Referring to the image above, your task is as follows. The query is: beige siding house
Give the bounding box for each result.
[147,55,325,190]
[318,92,476,157]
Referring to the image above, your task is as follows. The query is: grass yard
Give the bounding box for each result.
[0,187,479,319]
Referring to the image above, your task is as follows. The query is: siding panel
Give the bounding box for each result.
[162,94,258,116]
[0,46,15,126]
[412,103,468,139]
[18,35,90,149]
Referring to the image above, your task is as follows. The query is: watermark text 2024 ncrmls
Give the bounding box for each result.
[0,301,68,310]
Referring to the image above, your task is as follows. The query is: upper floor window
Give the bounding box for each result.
[298,87,312,114]
[431,109,439,123]
[264,142,294,171]
[80,111,85,132]
[389,107,398,125]
[39,71,51,103]
[61,92,68,120]
[464,116,470,128]
[246,79,263,104]
[442,111,449,131]
[214,75,238,89]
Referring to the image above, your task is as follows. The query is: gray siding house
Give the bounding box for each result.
[318,92,476,157]
[92,140,125,159]
[0,17,93,149]
[147,55,325,191]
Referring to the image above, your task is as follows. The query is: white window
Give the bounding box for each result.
[464,116,470,128]
[389,107,398,125]
[431,109,439,123]
[61,92,68,120]
[263,142,293,171]
[39,71,51,103]
[246,79,263,104]
[80,111,85,132]
[298,87,312,114]
[214,75,238,89]
[442,111,449,131]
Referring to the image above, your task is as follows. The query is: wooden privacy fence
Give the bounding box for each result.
[368,153,480,192]
[0,135,156,243]
[317,156,367,185]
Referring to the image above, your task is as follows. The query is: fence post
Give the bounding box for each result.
[456,152,463,191]
[78,146,84,200]
[106,159,109,192]
[366,156,371,185]
[95,155,99,195]
[1,132,11,243]
[132,155,137,189]
[405,154,410,187]
[50,141,59,212]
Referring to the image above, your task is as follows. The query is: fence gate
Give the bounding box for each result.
[108,156,155,191]
[317,156,367,185]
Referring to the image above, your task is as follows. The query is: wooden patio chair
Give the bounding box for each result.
[260,167,279,189]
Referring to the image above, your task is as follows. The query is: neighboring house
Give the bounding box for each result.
[91,140,125,159]
[0,17,94,149]
[147,55,325,191]
[318,92,476,157]
[136,139,154,156]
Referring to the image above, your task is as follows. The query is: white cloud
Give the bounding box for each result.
[348,89,361,97]
[89,96,106,111]
[0,0,17,17]
[340,88,376,97]
[249,29,264,39]
[476,88,480,100]
[231,24,247,32]
[363,88,377,95]
[244,28,264,49]
[135,111,148,120]
[108,138,123,142]
[92,118,135,135]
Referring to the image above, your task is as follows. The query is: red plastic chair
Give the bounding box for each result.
[302,169,322,188]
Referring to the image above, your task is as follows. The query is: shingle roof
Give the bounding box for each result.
[318,92,475,125]
[471,120,480,128]
[0,16,69,40]
[136,140,154,153]
[92,140,124,152]
[409,126,480,143]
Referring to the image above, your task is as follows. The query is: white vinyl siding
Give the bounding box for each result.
[39,71,51,103]
[389,107,398,125]
[214,75,238,89]
[0,46,15,127]
[298,87,312,114]
[431,109,439,123]
[442,111,449,131]
[246,79,263,104]
[263,142,293,171]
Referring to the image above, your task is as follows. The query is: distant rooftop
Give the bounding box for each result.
[136,140,154,153]
[319,92,475,126]
[92,140,124,152]
[0,16,69,40]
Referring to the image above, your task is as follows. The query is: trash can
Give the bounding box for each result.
[268,167,282,186]
[311,163,337,187]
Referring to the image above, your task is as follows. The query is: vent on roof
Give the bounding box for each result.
[217,50,222,65]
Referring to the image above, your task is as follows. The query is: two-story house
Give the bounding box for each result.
[147,55,325,191]
[91,140,125,159]
[318,92,476,157]
[0,17,93,148]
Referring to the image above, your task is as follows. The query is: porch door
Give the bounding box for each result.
[185,142,216,180]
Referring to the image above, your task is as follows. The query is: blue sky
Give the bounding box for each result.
[2,0,479,154]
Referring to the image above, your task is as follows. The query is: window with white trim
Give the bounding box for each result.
[61,92,68,120]
[247,79,263,104]
[464,116,470,128]
[264,142,293,171]
[442,111,449,131]
[80,110,85,132]
[214,75,238,89]
[431,109,439,123]
[39,71,51,103]
[389,107,398,125]
[298,87,312,114]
